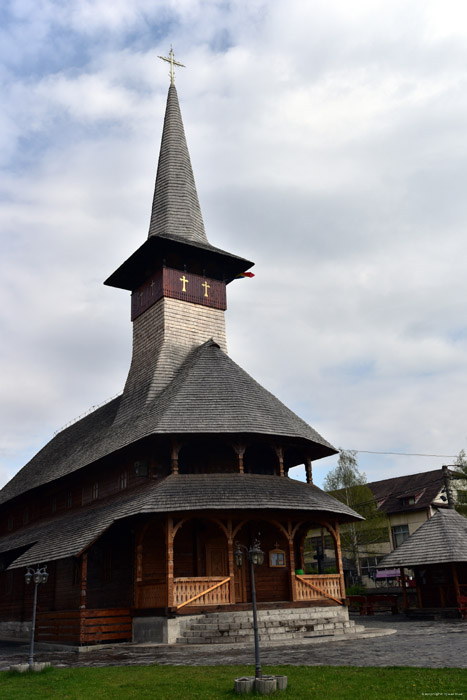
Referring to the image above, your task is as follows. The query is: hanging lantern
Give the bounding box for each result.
[249,539,264,567]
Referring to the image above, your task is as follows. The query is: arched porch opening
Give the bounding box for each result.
[233,519,290,603]
[173,517,229,578]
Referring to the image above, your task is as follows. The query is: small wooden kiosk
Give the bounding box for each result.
[379,509,467,616]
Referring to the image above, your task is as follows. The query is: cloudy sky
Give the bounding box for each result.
[1,0,466,490]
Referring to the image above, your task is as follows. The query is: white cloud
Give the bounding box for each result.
[1,0,467,490]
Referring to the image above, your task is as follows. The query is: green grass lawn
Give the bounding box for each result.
[1,665,466,700]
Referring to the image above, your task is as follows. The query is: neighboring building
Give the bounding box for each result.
[0,69,361,645]
[306,468,464,587]
[380,508,467,610]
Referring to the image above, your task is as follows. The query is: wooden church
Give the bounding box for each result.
[0,56,361,646]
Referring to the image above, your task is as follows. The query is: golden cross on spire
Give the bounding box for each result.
[158,47,185,86]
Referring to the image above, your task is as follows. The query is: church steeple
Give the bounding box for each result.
[107,69,253,424]
[148,84,208,246]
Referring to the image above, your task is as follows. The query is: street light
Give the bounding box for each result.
[25,565,48,668]
[234,538,264,679]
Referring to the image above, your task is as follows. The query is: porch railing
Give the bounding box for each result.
[295,574,343,604]
[174,576,231,609]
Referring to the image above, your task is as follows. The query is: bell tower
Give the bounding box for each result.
[104,55,253,424]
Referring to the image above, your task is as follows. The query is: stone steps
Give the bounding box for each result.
[176,606,363,645]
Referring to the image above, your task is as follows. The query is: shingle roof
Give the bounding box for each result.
[368,469,445,515]
[104,84,254,289]
[0,341,337,505]
[379,509,467,567]
[1,474,362,569]
[148,84,207,245]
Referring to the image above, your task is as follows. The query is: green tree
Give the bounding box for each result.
[454,449,467,516]
[323,449,390,580]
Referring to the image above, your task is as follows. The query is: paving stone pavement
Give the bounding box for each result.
[0,615,466,670]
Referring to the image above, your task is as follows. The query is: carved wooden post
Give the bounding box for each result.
[80,554,88,611]
[171,441,181,474]
[333,522,346,599]
[136,542,143,584]
[452,562,461,601]
[275,446,285,477]
[167,516,174,608]
[227,519,236,603]
[305,457,312,484]
[233,443,246,474]
[287,522,297,601]
[79,553,88,644]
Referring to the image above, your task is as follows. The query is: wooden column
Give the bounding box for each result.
[400,567,409,610]
[439,585,446,608]
[305,457,313,484]
[287,522,297,602]
[227,519,236,604]
[233,443,246,474]
[333,522,346,599]
[79,553,88,645]
[79,554,88,611]
[275,446,285,477]
[166,516,174,608]
[171,441,180,474]
[133,540,144,608]
[452,562,461,601]
[416,580,423,608]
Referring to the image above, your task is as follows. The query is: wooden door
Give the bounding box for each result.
[234,560,248,603]
[206,545,228,577]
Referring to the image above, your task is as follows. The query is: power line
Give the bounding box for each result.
[348,450,458,458]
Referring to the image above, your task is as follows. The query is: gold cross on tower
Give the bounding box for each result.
[179,275,189,292]
[158,47,185,86]
[202,281,210,298]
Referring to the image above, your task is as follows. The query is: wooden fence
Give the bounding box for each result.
[174,577,231,609]
[295,574,342,604]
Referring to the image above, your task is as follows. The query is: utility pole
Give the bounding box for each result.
[442,465,455,509]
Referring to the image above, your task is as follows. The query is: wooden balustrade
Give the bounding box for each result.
[174,576,231,609]
[295,574,342,604]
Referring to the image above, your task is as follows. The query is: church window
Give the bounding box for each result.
[22,507,29,525]
[392,524,409,548]
[92,482,99,501]
[51,497,57,513]
[7,516,13,531]
[269,548,286,567]
[119,471,128,490]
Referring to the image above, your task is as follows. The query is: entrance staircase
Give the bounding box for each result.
[176,606,365,645]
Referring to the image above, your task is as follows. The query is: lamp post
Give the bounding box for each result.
[25,565,48,668]
[234,539,264,679]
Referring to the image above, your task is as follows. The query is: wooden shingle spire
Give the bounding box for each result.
[148,84,208,246]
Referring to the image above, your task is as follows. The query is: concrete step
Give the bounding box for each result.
[175,605,359,645]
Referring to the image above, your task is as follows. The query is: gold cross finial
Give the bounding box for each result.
[158,46,185,86]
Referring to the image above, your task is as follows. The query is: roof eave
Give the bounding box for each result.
[104,235,254,291]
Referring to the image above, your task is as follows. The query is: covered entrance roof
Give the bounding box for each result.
[0,473,362,570]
